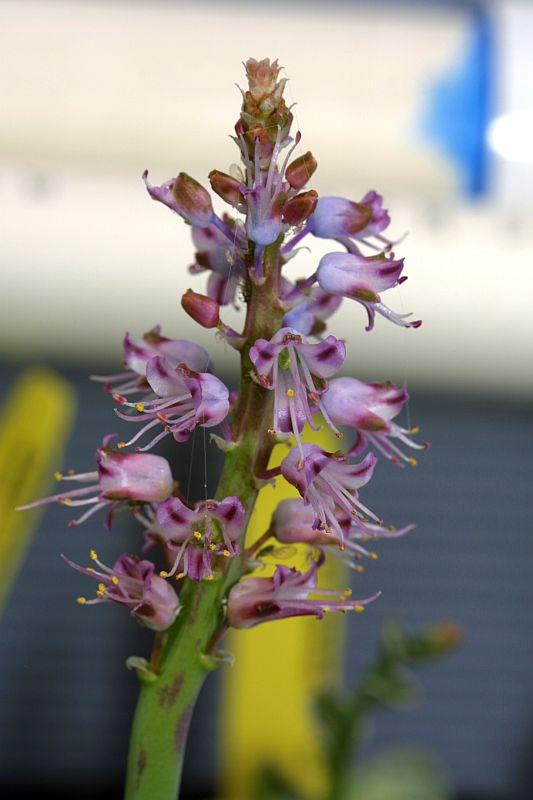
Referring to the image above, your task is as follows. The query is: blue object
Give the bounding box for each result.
[422,9,492,197]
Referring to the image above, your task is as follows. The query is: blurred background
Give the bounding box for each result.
[1,0,532,798]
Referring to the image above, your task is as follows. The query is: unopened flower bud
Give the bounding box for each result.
[285,151,318,190]
[282,190,318,226]
[208,170,245,207]
[171,173,214,228]
[181,289,220,329]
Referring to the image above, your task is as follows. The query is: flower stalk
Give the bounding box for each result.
[19,57,425,800]
[124,239,285,800]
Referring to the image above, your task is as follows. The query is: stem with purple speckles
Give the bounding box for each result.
[124,241,284,800]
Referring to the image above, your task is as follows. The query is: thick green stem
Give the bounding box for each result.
[124,241,284,800]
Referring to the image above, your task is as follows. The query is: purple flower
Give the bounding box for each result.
[143,171,214,228]
[282,281,342,336]
[64,551,180,631]
[249,327,345,453]
[91,326,210,397]
[115,358,229,451]
[321,377,428,466]
[147,495,244,581]
[190,220,246,306]
[280,443,378,541]
[17,435,173,527]
[226,554,379,628]
[316,251,420,331]
[271,497,414,568]
[309,192,390,242]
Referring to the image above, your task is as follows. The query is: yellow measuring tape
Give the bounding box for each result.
[0,368,74,612]
[220,424,347,799]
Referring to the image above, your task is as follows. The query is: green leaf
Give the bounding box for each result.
[349,749,452,800]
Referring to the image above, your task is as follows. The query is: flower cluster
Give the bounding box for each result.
[19,57,424,636]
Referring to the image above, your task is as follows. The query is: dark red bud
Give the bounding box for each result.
[208,170,245,207]
[285,151,318,190]
[171,173,213,225]
[181,289,220,329]
[282,190,318,226]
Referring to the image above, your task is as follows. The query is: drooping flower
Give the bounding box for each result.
[115,358,230,452]
[309,192,390,243]
[143,171,214,228]
[226,554,379,628]
[321,377,428,465]
[280,443,378,541]
[91,326,210,397]
[17,435,173,527]
[249,327,345,453]
[146,495,244,582]
[64,551,180,631]
[270,497,414,568]
[316,250,420,331]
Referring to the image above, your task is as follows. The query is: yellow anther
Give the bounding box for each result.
[86,567,95,573]
[159,570,169,578]
[117,441,126,449]
[136,403,145,412]
[410,426,420,434]
[286,388,295,397]
[222,549,231,558]
[96,583,106,598]
[209,543,217,551]
[111,576,119,585]
[408,458,418,467]
[369,552,379,561]
[193,531,202,541]
[60,498,72,505]
[344,588,352,597]
[176,572,186,580]
[76,597,87,605]
[90,549,98,561]
[204,574,214,581]
[355,604,365,613]
[354,565,364,573]
[54,471,63,481]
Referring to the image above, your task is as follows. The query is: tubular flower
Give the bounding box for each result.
[226,555,379,628]
[309,192,390,244]
[149,495,245,582]
[282,280,342,336]
[316,250,420,331]
[143,171,214,228]
[115,357,229,451]
[17,435,173,528]
[249,327,346,454]
[271,498,414,568]
[280,443,379,541]
[321,377,428,466]
[91,326,210,396]
[190,220,246,306]
[64,552,180,631]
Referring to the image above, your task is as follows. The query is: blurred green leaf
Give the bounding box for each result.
[348,749,452,800]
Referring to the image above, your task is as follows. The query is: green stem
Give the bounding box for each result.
[124,241,284,800]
